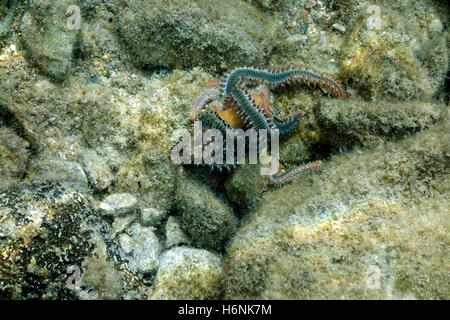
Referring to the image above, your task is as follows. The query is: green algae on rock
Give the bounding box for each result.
[340,5,447,101]
[27,159,89,192]
[81,68,216,210]
[0,0,448,301]
[316,99,447,149]
[0,99,41,153]
[114,0,284,72]
[19,0,79,82]
[165,216,192,248]
[0,182,164,299]
[118,223,161,275]
[139,207,167,227]
[152,246,223,299]
[0,126,30,190]
[176,169,237,251]
[223,123,449,299]
[225,164,269,216]
[0,183,95,299]
[0,0,19,38]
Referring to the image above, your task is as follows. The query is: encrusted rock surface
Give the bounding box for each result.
[165,216,191,248]
[0,183,98,299]
[176,171,237,251]
[152,247,223,299]
[223,124,449,299]
[19,0,79,81]
[78,148,113,191]
[99,193,137,217]
[0,0,448,300]
[114,0,284,72]
[0,126,30,189]
[118,223,161,275]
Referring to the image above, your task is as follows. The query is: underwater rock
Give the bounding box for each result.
[340,6,448,101]
[78,148,113,191]
[78,235,125,300]
[0,126,30,189]
[140,207,167,227]
[176,171,237,251]
[27,160,89,191]
[19,0,79,81]
[316,99,446,149]
[77,1,123,62]
[223,123,449,299]
[152,247,223,299]
[99,193,137,217]
[0,0,19,38]
[114,0,284,71]
[165,216,191,248]
[332,23,346,33]
[0,100,41,153]
[225,164,269,216]
[119,223,161,275]
[81,68,213,211]
[0,0,446,301]
[112,214,135,236]
[115,153,178,212]
[0,183,98,299]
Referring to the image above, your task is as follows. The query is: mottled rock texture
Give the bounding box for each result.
[223,124,449,299]
[152,247,223,299]
[19,0,79,81]
[176,171,237,251]
[114,0,284,72]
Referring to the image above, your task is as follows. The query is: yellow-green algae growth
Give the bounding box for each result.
[114,0,284,72]
[339,3,447,101]
[113,69,216,209]
[0,0,448,300]
[152,247,223,299]
[224,123,449,299]
[176,169,238,251]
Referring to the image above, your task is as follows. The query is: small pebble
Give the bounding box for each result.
[152,247,222,299]
[112,214,135,235]
[165,216,191,248]
[123,224,161,274]
[99,193,137,217]
[140,207,167,226]
[332,23,346,33]
[78,148,113,191]
[429,18,443,35]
